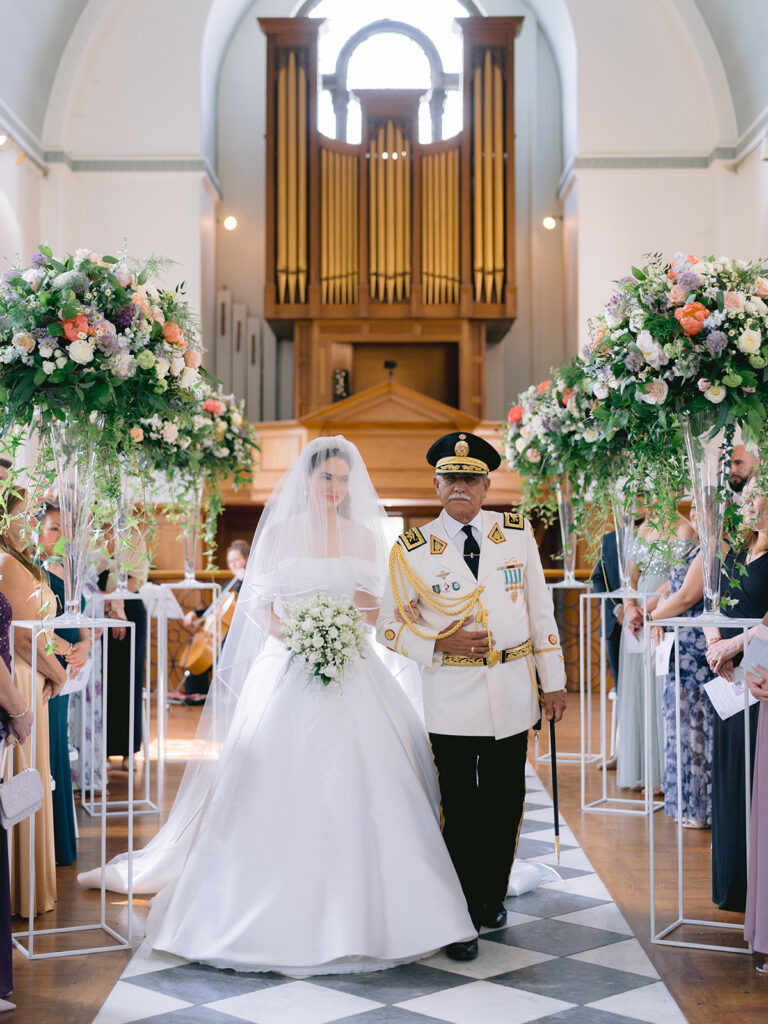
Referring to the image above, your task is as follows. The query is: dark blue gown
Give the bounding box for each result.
[47,572,79,866]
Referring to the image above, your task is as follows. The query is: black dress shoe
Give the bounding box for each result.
[479,902,507,929]
[446,939,479,961]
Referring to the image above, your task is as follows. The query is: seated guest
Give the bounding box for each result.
[705,478,768,912]
[745,656,768,974]
[651,506,714,828]
[0,585,34,1009]
[169,540,250,705]
[0,488,69,916]
[38,503,91,864]
[728,438,758,498]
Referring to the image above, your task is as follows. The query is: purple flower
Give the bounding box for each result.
[30,250,47,268]
[97,333,120,355]
[605,293,627,319]
[705,331,727,356]
[581,344,592,358]
[625,351,644,373]
[113,304,136,331]
[677,271,701,292]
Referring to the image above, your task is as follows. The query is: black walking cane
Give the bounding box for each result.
[549,715,561,865]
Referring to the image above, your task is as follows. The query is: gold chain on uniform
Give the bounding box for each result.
[389,544,493,652]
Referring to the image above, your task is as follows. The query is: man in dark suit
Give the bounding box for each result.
[590,531,623,692]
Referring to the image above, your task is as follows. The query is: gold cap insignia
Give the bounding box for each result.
[454,439,469,457]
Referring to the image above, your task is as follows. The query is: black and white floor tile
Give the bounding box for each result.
[94,767,686,1024]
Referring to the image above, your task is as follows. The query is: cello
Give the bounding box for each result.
[181,581,239,675]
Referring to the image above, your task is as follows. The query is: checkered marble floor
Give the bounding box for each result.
[93,767,687,1024]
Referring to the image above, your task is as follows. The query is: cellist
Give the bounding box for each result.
[168,540,250,705]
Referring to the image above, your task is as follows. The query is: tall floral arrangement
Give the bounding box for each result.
[582,253,768,451]
[0,244,204,456]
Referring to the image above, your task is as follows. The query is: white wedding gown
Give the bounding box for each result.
[144,556,475,975]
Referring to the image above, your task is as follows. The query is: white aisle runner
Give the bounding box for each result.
[93,766,687,1024]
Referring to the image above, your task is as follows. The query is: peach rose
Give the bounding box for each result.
[61,314,90,342]
[184,349,201,369]
[162,321,187,348]
[755,277,768,299]
[537,379,552,395]
[131,286,151,316]
[12,332,36,353]
[668,283,687,305]
[674,301,709,336]
[129,427,144,443]
[723,291,746,311]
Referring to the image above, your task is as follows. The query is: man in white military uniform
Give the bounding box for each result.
[377,431,567,961]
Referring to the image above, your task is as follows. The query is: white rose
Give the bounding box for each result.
[68,338,94,365]
[628,309,646,332]
[155,357,170,379]
[162,422,179,443]
[169,355,185,377]
[42,360,56,375]
[746,297,768,315]
[55,356,67,368]
[74,248,98,265]
[636,331,669,370]
[514,436,527,454]
[690,262,709,277]
[592,382,609,400]
[704,384,727,404]
[737,328,761,355]
[179,366,198,389]
[583,427,600,443]
[231,412,243,428]
[640,379,669,405]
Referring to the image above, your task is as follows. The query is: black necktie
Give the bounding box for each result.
[462,523,480,578]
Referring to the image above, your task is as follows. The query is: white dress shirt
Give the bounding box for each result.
[441,509,483,555]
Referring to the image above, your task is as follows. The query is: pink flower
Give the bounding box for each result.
[723,291,746,311]
[742,386,757,393]
[697,378,711,392]
[507,405,524,424]
[129,427,144,443]
[162,422,179,443]
[184,349,201,370]
[203,398,226,415]
[640,379,669,405]
[755,277,768,299]
[131,286,151,316]
[668,283,687,305]
[116,270,133,288]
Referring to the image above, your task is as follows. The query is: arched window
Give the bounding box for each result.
[298,0,479,143]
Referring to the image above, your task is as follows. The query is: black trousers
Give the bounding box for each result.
[429,730,529,922]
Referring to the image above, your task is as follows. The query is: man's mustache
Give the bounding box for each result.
[449,493,470,500]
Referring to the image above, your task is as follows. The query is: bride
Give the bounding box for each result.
[79,436,476,974]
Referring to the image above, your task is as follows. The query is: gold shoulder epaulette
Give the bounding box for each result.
[504,512,525,531]
[398,527,427,551]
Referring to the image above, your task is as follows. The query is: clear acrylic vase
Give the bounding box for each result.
[48,416,103,622]
[610,477,636,595]
[182,479,204,583]
[555,473,577,584]
[681,407,730,618]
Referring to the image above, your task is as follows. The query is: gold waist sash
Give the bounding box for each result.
[441,637,533,668]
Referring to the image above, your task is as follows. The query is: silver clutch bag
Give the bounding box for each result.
[0,739,43,829]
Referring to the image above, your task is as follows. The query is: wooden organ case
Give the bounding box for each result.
[259,16,523,421]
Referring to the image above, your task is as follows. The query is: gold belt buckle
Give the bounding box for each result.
[487,649,501,667]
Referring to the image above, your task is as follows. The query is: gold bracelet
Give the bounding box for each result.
[8,703,29,719]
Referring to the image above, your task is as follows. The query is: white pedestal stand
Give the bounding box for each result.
[649,613,757,954]
[536,578,597,766]
[79,592,158,818]
[156,579,221,764]
[10,614,136,958]
[579,589,663,816]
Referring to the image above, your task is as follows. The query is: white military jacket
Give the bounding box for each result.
[376,509,566,739]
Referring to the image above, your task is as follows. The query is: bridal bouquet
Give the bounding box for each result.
[282,595,367,688]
